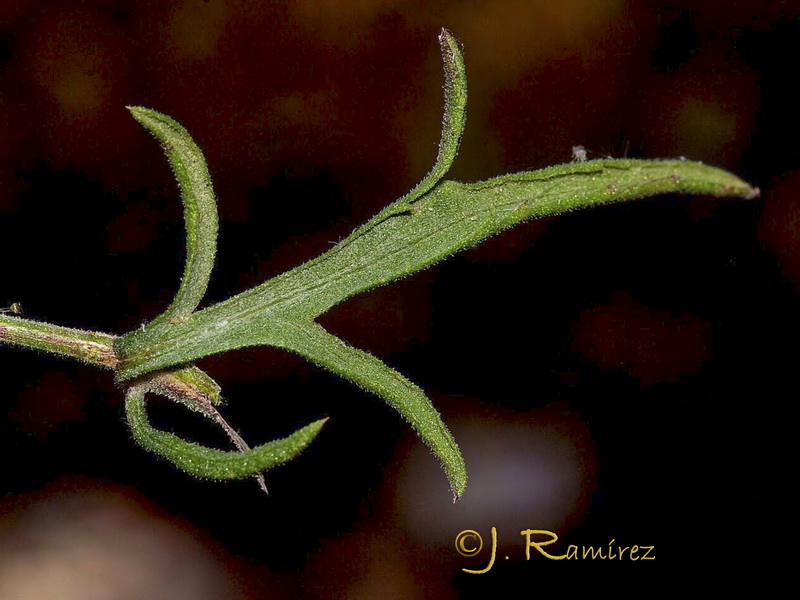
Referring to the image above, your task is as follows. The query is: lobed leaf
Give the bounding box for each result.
[116,159,758,380]
[113,31,758,501]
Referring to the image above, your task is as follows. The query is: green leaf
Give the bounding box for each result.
[133,366,273,493]
[116,106,219,356]
[275,321,466,500]
[125,385,327,481]
[116,159,758,380]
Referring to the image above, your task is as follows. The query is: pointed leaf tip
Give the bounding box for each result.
[125,386,327,481]
[274,322,467,499]
[331,29,468,249]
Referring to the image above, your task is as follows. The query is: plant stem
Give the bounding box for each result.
[0,313,219,407]
[0,314,117,368]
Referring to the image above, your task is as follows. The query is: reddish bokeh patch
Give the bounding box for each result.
[570,291,712,385]
[757,171,800,288]
[6,370,87,440]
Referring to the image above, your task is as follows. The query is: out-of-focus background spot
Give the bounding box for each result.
[1,1,796,596]
[570,291,712,385]
[395,403,597,547]
[0,476,287,600]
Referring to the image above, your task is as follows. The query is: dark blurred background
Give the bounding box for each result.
[0,1,797,598]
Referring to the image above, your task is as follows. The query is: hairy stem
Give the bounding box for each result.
[0,314,117,368]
